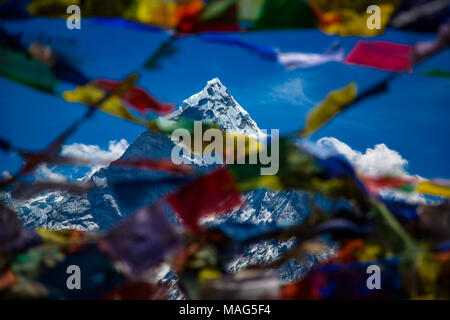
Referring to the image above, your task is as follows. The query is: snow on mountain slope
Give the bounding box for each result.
[3,191,96,230]
[7,78,322,292]
[169,78,263,137]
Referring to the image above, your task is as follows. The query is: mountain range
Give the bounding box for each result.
[4,78,334,298]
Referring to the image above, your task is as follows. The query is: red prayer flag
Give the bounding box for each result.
[112,158,194,175]
[177,21,241,34]
[344,41,412,72]
[174,0,240,34]
[361,175,418,194]
[0,269,17,291]
[166,167,243,230]
[95,79,174,115]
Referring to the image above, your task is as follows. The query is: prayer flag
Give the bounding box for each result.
[167,167,243,230]
[112,158,194,175]
[38,246,124,300]
[63,82,149,126]
[0,46,57,92]
[417,201,450,242]
[282,258,402,299]
[362,175,418,193]
[411,23,450,66]
[28,41,89,85]
[420,69,450,79]
[416,180,450,198]
[381,198,419,221]
[314,3,395,36]
[344,40,412,72]
[253,0,317,30]
[95,79,174,115]
[176,0,240,33]
[101,204,182,275]
[0,203,39,252]
[300,83,357,136]
[200,34,278,61]
[277,43,344,70]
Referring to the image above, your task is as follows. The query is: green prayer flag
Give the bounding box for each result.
[420,69,450,79]
[201,0,238,21]
[0,46,57,92]
[252,0,317,30]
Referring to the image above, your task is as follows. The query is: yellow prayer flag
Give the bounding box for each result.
[133,0,178,27]
[321,4,394,36]
[27,0,80,17]
[222,132,262,161]
[416,252,441,296]
[300,82,357,136]
[356,243,381,262]
[36,228,86,246]
[416,181,450,198]
[198,268,222,283]
[311,1,397,36]
[311,0,399,12]
[236,174,283,192]
[63,83,148,126]
[148,118,262,160]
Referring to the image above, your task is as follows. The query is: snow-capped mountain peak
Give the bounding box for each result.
[6,78,319,295]
[169,78,263,137]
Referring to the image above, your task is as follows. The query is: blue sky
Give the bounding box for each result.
[1,17,449,180]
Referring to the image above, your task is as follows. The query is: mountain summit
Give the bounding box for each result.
[169,78,262,136]
[10,78,271,230]
[9,78,318,287]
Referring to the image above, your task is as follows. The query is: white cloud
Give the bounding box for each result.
[33,139,129,181]
[61,139,129,163]
[316,137,427,204]
[60,139,129,178]
[270,78,313,105]
[35,164,67,182]
[317,137,409,176]
[2,171,11,178]
[378,189,426,204]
